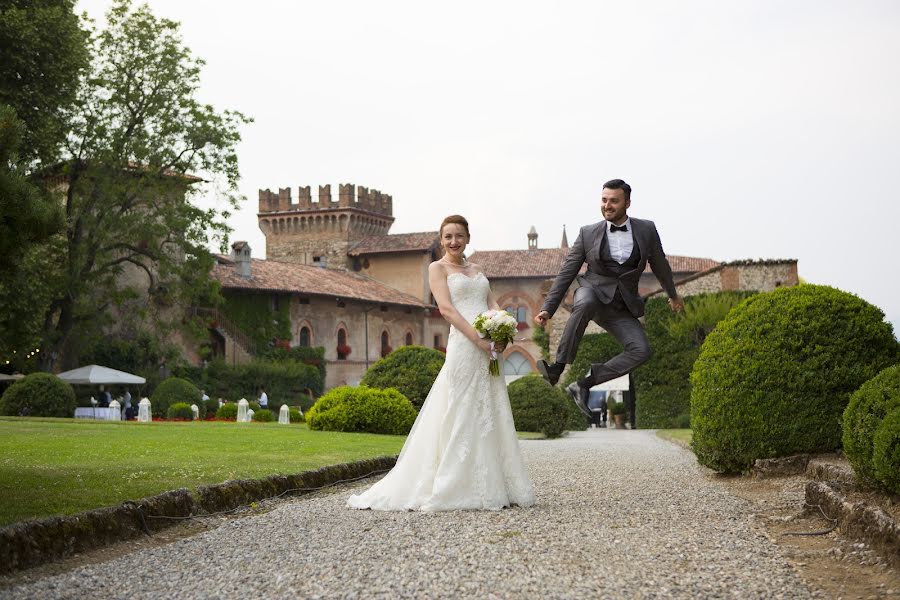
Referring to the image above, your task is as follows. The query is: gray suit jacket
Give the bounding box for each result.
[541,218,678,319]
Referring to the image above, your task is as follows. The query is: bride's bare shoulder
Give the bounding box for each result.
[428,261,448,277]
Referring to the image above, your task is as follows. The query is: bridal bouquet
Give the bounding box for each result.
[473,310,518,376]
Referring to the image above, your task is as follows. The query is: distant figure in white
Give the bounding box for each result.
[258,387,268,409]
[348,215,535,511]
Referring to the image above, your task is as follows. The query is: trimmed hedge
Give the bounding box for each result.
[691,285,899,473]
[872,409,900,494]
[306,385,417,435]
[288,408,304,423]
[253,408,274,422]
[507,375,572,438]
[150,377,201,418]
[199,359,322,412]
[0,373,76,417]
[216,402,238,420]
[360,346,445,410]
[842,364,900,486]
[166,402,194,420]
[561,292,754,429]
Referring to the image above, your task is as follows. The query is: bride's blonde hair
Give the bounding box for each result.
[439,215,470,257]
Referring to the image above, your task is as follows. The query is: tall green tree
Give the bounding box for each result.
[37,0,249,371]
[0,1,88,366]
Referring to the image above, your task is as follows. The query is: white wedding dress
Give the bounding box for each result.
[348,272,535,511]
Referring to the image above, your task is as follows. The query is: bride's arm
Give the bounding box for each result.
[428,263,492,354]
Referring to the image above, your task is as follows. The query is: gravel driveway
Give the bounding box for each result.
[2,430,817,599]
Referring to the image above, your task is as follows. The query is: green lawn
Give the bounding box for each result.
[656,429,692,449]
[0,417,406,527]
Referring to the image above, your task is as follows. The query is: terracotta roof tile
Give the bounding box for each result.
[349,231,440,255]
[468,249,719,279]
[212,258,430,308]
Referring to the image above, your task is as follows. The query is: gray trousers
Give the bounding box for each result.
[556,286,651,387]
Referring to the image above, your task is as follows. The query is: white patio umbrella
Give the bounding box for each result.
[56,364,146,385]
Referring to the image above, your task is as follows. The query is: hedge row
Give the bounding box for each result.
[187,358,322,413]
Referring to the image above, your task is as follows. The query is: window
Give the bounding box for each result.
[433,334,442,348]
[503,352,532,376]
[381,331,392,357]
[405,332,413,346]
[337,328,349,360]
[271,295,280,311]
[299,326,311,347]
[516,306,527,323]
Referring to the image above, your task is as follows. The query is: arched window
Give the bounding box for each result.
[503,351,532,377]
[299,326,311,347]
[337,328,349,360]
[405,332,413,346]
[381,331,392,357]
[516,306,527,324]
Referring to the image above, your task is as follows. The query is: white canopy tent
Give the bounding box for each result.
[56,364,146,385]
[589,373,630,392]
[0,373,25,381]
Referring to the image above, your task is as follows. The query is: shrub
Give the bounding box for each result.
[216,402,238,421]
[0,373,76,417]
[608,401,626,416]
[360,346,445,410]
[253,408,274,422]
[203,397,219,418]
[872,409,900,494]
[199,358,322,411]
[249,401,261,411]
[691,285,899,473]
[306,385,417,435]
[507,375,571,438]
[150,377,201,418]
[842,364,900,485]
[261,345,326,381]
[288,408,304,423]
[560,293,754,429]
[166,402,194,420]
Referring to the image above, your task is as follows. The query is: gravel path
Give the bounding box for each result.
[2,430,817,599]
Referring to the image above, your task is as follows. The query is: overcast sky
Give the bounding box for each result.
[77,1,900,331]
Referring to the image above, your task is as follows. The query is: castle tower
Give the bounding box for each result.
[257,184,395,267]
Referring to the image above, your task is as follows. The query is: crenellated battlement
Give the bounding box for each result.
[258,183,393,217]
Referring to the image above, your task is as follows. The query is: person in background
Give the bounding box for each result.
[98,385,111,408]
[258,387,268,409]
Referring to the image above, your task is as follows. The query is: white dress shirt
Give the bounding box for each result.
[606,217,634,264]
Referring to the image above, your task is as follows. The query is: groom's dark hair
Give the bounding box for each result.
[603,179,631,201]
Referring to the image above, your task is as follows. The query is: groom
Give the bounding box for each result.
[534,179,683,423]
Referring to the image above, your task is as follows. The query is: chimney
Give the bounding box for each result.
[231,241,251,279]
[527,226,538,250]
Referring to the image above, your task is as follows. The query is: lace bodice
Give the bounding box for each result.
[447,271,490,324]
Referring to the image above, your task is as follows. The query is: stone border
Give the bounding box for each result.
[804,462,900,566]
[0,455,396,574]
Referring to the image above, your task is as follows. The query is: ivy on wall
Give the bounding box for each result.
[221,292,292,352]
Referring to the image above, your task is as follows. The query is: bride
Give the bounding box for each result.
[348,215,535,511]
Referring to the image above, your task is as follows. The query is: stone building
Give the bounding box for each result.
[209,183,797,389]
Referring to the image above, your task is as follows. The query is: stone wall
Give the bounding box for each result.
[360,253,433,303]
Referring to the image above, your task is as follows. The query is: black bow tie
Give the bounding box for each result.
[610,224,628,232]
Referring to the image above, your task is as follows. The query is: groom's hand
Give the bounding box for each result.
[534,311,550,326]
[668,295,684,313]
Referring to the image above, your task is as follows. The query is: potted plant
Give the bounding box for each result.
[608,400,626,428]
[337,344,352,360]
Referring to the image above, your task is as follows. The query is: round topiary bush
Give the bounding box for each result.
[0,373,76,417]
[166,402,194,420]
[507,375,572,438]
[872,409,900,494]
[203,398,219,419]
[216,402,238,420]
[842,364,900,485]
[691,285,899,473]
[288,408,304,423]
[150,377,201,418]
[253,408,274,422]
[360,346,445,410]
[306,385,417,435]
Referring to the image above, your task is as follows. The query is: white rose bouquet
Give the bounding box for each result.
[473,309,518,376]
